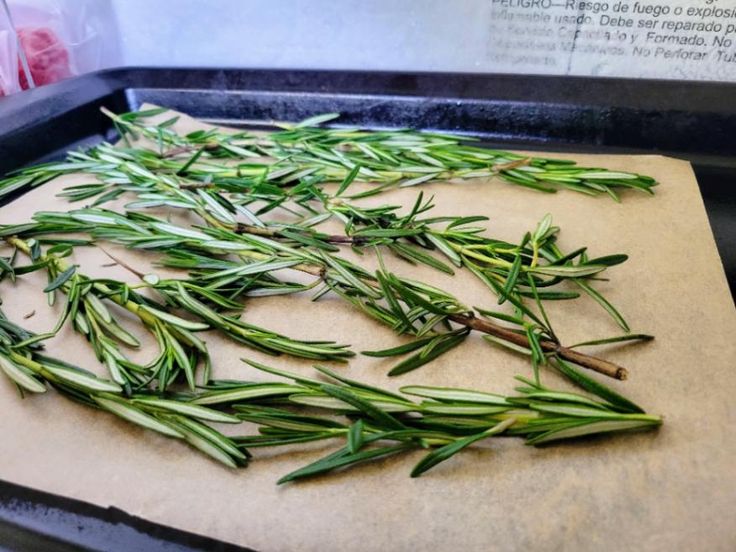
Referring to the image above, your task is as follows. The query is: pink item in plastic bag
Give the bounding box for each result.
[17,26,70,89]
[0,1,120,96]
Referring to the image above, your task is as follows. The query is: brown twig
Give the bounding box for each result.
[98,246,146,279]
[448,313,628,380]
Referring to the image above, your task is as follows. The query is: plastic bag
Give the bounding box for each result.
[0,7,19,96]
[1,0,119,94]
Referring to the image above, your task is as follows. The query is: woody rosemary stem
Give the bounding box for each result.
[448,313,627,380]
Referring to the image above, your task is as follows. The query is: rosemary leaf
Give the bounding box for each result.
[93,394,183,437]
[410,418,515,477]
[0,354,46,393]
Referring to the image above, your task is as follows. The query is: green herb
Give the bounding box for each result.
[4,207,635,381]
[3,236,352,392]
[0,306,245,467]
[82,108,657,198]
[0,107,663,483]
[0,299,661,481]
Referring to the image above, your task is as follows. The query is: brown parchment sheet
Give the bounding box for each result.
[1,109,735,552]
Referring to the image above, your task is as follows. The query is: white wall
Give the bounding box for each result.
[110,0,490,72]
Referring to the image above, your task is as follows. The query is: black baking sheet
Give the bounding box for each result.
[0,68,734,551]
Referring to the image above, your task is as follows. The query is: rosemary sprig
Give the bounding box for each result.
[0,306,248,468]
[6,236,211,392]
[0,304,662,480]
[0,108,657,204]
[2,237,353,380]
[179,359,662,481]
[113,107,659,199]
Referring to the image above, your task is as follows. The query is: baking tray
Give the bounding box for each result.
[0,68,734,551]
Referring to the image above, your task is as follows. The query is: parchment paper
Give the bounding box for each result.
[1,110,735,551]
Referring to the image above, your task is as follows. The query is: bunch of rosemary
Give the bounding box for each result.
[0,108,652,354]
[3,207,646,382]
[48,141,634,332]
[0,107,662,481]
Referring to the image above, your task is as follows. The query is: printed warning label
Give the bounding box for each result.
[487,0,736,80]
